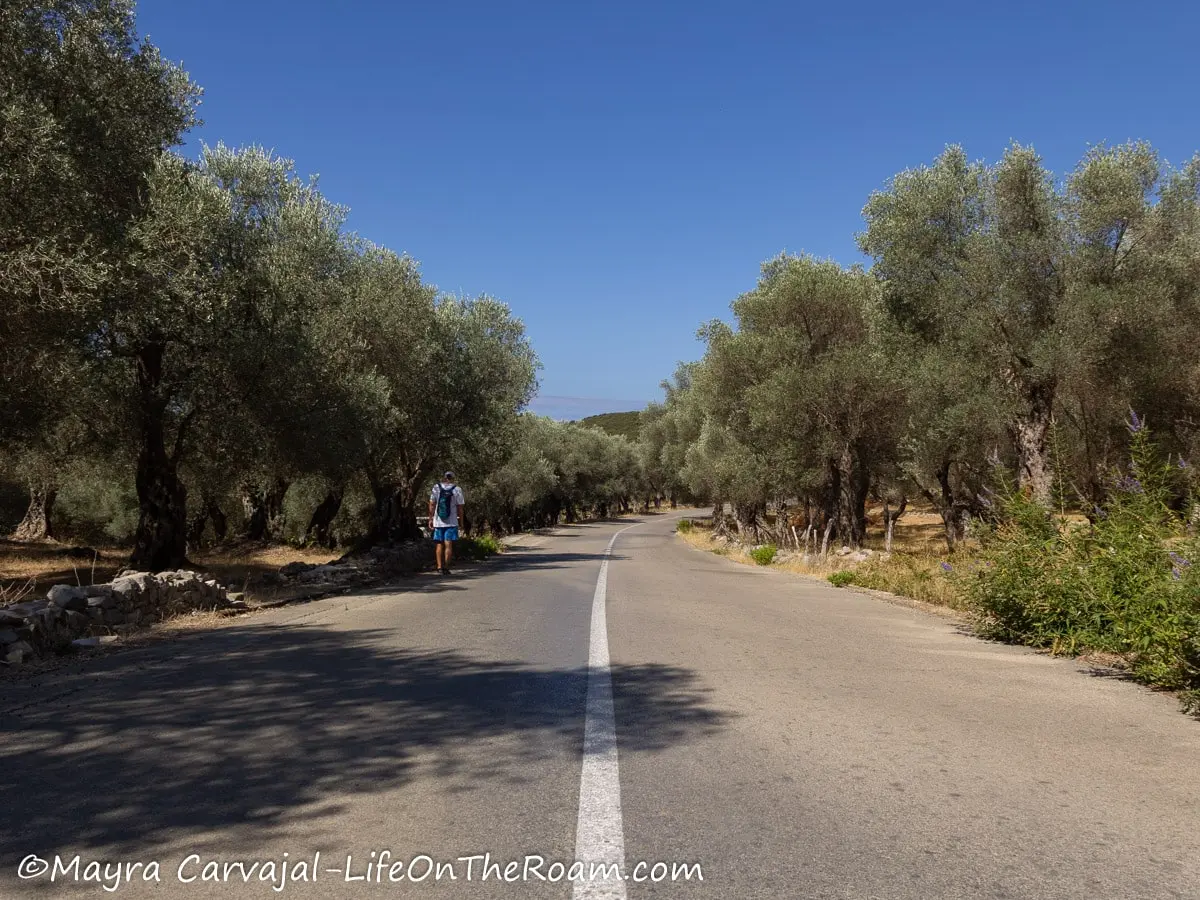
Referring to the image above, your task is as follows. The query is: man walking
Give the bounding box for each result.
[428,471,465,575]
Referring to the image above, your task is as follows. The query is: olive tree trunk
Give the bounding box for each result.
[827,447,870,548]
[187,495,227,549]
[11,483,57,541]
[130,343,189,572]
[304,488,344,548]
[732,502,767,544]
[365,473,425,545]
[1010,379,1056,506]
[241,477,290,542]
[882,497,907,553]
[920,460,972,551]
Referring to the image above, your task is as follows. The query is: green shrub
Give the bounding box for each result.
[676,518,694,533]
[280,475,338,544]
[455,534,503,560]
[56,462,139,543]
[474,534,503,556]
[328,472,375,549]
[750,544,777,566]
[964,422,1200,701]
[828,570,857,587]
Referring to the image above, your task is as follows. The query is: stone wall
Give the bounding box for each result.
[0,571,230,666]
[261,541,436,596]
[0,540,437,668]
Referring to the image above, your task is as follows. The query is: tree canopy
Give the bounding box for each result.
[640,143,1200,549]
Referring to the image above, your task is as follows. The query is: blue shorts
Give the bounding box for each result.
[432,527,459,542]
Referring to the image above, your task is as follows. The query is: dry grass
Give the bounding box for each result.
[191,543,338,596]
[195,543,337,570]
[832,552,970,610]
[679,506,972,612]
[0,540,126,594]
[0,538,338,604]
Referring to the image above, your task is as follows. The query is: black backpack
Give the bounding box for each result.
[435,484,455,520]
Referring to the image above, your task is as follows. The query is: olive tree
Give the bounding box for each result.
[688,255,901,546]
[860,142,1200,508]
[0,1,197,445]
[91,146,349,570]
[335,252,538,544]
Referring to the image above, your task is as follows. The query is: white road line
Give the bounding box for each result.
[573,524,640,899]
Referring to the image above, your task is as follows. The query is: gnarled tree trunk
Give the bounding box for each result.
[209,499,228,543]
[187,495,227,549]
[241,477,290,542]
[732,501,766,544]
[773,499,791,547]
[11,483,57,541]
[1010,378,1056,506]
[304,488,344,548]
[822,459,841,541]
[365,474,425,545]
[825,449,869,549]
[711,500,730,537]
[882,496,907,553]
[921,460,972,551]
[838,445,871,548]
[130,343,189,573]
[187,508,207,549]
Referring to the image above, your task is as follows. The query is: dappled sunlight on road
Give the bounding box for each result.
[0,623,733,860]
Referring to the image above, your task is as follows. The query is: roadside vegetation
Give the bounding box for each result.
[642,146,1200,710]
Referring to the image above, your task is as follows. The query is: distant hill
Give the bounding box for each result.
[580,410,642,441]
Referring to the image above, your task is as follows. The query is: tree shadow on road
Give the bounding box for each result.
[487,549,631,571]
[0,622,733,862]
[233,548,631,610]
[374,548,631,595]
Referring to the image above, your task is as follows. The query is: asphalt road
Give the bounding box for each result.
[2,511,1199,898]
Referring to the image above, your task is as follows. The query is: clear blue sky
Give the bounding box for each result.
[138,0,1199,420]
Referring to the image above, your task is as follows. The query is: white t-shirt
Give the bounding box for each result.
[430,483,465,528]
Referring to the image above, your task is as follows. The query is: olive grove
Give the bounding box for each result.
[643,143,1200,549]
[1,1,646,570]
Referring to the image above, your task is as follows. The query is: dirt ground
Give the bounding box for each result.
[763,503,952,555]
[0,539,339,603]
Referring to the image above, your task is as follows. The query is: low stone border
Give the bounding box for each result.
[250,541,437,607]
[0,540,440,668]
[1,571,233,666]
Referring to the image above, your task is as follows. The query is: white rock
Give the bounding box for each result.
[48,585,88,609]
